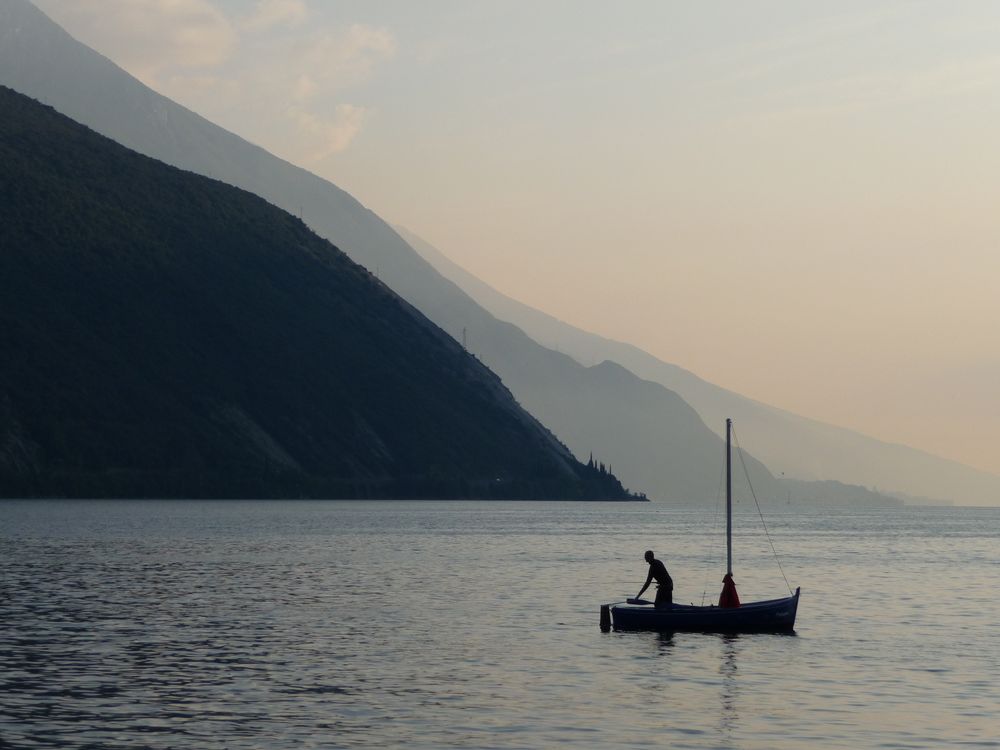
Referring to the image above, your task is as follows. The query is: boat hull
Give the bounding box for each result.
[610,588,800,633]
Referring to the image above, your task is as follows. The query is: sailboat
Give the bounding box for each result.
[601,419,800,633]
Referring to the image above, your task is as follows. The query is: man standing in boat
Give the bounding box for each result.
[636,550,673,608]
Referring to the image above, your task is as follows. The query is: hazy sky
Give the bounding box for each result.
[34,0,1000,475]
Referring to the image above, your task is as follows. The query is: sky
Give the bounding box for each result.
[33,0,1000,476]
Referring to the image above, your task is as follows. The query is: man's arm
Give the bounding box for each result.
[636,569,653,598]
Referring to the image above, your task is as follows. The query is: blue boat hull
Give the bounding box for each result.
[610,588,800,633]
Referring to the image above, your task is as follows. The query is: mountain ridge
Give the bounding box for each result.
[0,0,912,506]
[0,84,636,500]
[0,0,739,503]
[397,225,998,506]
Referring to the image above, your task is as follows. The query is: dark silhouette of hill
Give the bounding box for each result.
[0,86,637,500]
[0,0,732,502]
[0,0,912,506]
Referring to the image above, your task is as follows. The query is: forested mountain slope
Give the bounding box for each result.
[0,86,634,500]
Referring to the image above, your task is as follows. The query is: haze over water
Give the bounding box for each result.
[2,500,996,749]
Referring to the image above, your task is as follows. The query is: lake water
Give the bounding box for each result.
[1,499,997,749]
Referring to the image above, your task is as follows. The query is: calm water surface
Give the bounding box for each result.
[1,500,997,749]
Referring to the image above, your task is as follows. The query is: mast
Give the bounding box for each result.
[726,418,732,575]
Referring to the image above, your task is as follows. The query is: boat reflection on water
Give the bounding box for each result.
[632,631,751,741]
[655,630,674,654]
[719,634,740,736]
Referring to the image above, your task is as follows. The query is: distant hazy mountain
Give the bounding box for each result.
[0,0,902,506]
[399,226,999,506]
[0,85,640,500]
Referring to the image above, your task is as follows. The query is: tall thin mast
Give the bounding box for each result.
[726,418,732,575]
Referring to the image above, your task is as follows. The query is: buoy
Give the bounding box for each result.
[600,604,611,632]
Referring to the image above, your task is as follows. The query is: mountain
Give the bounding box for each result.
[399,226,1000,506]
[0,0,902,506]
[0,85,638,500]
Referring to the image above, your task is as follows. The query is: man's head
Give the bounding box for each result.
[644,550,654,563]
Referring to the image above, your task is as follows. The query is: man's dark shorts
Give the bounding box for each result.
[655,584,673,608]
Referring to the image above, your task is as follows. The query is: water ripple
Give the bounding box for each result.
[1,500,998,749]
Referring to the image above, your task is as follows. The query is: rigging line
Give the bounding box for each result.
[731,426,794,595]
